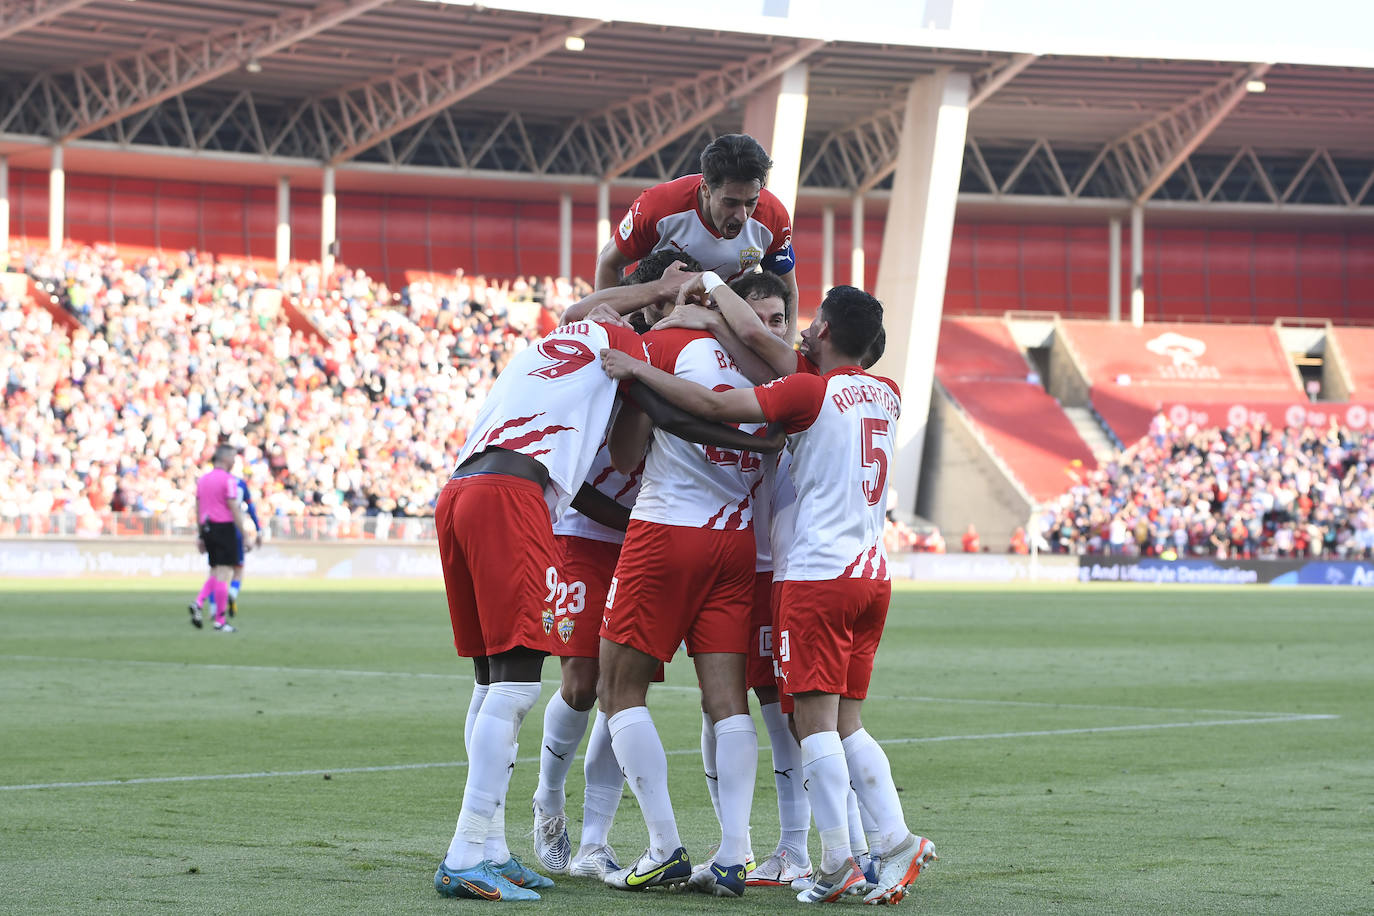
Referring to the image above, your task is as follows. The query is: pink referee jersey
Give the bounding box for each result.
[754,367,902,581]
[197,468,238,524]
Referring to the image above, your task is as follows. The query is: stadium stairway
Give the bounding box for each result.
[1328,326,1374,398]
[920,316,1098,544]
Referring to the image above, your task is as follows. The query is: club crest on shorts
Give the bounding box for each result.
[542,607,555,635]
[557,616,575,644]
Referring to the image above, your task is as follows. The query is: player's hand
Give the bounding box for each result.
[674,272,708,309]
[584,301,630,327]
[656,259,697,288]
[255,532,263,549]
[599,347,640,380]
[653,303,717,332]
[195,536,206,555]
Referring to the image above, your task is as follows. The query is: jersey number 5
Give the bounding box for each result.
[861,417,890,506]
[529,338,595,379]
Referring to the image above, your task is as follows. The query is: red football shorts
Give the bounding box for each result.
[746,572,778,689]
[550,535,622,658]
[771,580,793,714]
[777,577,892,699]
[435,474,556,659]
[601,520,754,663]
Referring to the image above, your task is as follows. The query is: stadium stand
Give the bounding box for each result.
[1060,320,1306,443]
[1040,418,1374,560]
[0,245,567,537]
[934,316,1096,502]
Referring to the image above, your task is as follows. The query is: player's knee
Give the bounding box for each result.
[561,660,599,711]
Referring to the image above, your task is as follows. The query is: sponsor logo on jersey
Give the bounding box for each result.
[619,210,634,240]
[739,246,762,272]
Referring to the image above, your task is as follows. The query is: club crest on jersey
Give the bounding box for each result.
[738,246,762,272]
[557,616,575,644]
[542,607,555,635]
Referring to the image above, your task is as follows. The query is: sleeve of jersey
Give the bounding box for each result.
[757,192,796,275]
[795,352,821,376]
[614,189,660,260]
[753,372,826,434]
[599,322,648,360]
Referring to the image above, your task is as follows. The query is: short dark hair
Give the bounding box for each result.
[861,326,886,369]
[818,285,883,361]
[729,270,792,324]
[699,134,772,189]
[622,249,703,286]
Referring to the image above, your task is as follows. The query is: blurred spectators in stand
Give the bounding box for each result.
[1043,412,1374,560]
[0,246,583,533]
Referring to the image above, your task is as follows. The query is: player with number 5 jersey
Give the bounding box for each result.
[597,281,938,908]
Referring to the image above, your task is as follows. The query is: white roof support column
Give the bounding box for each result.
[321,165,337,274]
[595,180,611,253]
[742,61,810,217]
[821,204,835,293]
[275,176,290,278]
[850,192,865,287]
[558,191,573,281]
[48,143,64,253]
[1130,203,1145,328]
[0,156,9,268]
[872,68,970,517]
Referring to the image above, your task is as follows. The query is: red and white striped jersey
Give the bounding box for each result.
[552,422,643,545]
[754,366,902,581]
[630,328,766,531]
[615,174,796,281]
[455,320,645,522]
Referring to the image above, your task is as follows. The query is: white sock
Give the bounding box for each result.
[842,728,909,856]
[700,710,722,826]
[846,787,869,859]
[444,681,539,870]
[608,706,680,859]
[713,713,758,865]
[800,731,852,874]
[464,682,489,751]
[580,711,623,848]
[484,739,515,864]
[858,792,881,854]
[761,702,809,860]
[533,690,590,815]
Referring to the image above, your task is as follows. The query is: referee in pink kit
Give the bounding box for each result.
[189,443,254,632]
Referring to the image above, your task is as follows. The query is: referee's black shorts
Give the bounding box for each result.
[201,522,239,567]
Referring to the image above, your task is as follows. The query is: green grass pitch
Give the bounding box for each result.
[1,578,1371,914]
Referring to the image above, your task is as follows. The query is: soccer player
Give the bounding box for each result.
[225,475,262,618]
[189,443,254,633]
[433,269,782,903]
[595,133,798,310]
[530,252,711,880]
[599,279,938,906]
[594,276,790,899]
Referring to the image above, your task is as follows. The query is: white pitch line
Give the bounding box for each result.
[0,713,1337,793]
[0,655,1307,718]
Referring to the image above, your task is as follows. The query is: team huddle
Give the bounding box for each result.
[432,134,936,905]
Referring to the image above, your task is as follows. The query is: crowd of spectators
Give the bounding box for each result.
[1,245,572,533]
[1040,415,1374,560]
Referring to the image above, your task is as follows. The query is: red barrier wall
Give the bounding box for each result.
[10,168,1373,322]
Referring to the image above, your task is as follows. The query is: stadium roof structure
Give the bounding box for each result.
[2,0,1374,221]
